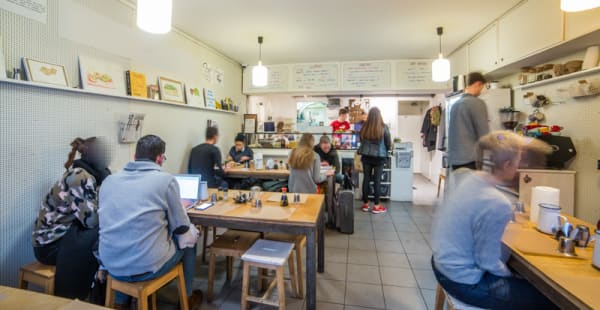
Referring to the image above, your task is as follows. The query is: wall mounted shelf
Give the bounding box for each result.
[0,78,239,114]
[513,66,600,90]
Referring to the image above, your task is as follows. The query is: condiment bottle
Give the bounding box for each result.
[280,187,289,207]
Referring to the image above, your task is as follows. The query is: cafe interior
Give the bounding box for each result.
[1,0,600,309]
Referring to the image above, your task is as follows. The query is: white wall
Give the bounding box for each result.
[499,51,600,223]
[0,0,244,286]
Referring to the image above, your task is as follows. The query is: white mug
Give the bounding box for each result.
[593,230,600,269]
[536,203,565,234]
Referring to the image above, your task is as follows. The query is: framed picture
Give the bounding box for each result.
[78,55,127,96]
[22,57,69,86]
[186,86,205,106]
[243,114,257,133]
[203,88,216,109]
[158,76,185,104]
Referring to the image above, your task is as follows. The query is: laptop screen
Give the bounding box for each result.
[174,174,201,200]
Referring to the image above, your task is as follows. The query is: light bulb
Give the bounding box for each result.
[252,61,268,87]
[137,0,172,34]
[432,54,450,82]
[561,0,600,11]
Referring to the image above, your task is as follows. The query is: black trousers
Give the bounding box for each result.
[362,157,385,205]
[34,223,99,299]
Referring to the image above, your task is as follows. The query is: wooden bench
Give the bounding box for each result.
[105,263,188,310]
[18,262,56,295]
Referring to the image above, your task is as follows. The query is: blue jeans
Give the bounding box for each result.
[431,257,557,309]
[111,246,196,305]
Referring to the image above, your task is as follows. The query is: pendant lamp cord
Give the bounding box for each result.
[258,36,264,62]
[437,27,443,55]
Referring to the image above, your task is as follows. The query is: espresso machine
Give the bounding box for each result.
[499,107,520,131]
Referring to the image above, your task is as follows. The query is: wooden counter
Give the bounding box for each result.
[0,285,109,309]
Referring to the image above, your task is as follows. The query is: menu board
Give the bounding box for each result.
[396,60,446,90]
[292,63,339,91]
[342,61,391,89]
[244,65,289,92]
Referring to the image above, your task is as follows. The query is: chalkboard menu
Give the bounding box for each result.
[292,63,339,90]
[342,61,391,89]
[244,65,289,92]
[396,60,444,89]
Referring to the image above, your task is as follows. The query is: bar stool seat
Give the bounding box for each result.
[435,283,486,310]
[241,239,297,310]
[18,262,56,295]
[207,230,261,302]
[105,263,188,310]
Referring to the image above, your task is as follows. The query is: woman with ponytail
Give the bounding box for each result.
[32,137,111,299]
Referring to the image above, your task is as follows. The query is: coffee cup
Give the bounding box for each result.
[557,236,576,256]
[537,203,564,234]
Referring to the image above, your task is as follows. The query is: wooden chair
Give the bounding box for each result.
[435,283,486,310]
[18,262,56,295]
[264,232,306,297]
[105,263,188,310]
[207,230,261,302]
[241,239,297,310]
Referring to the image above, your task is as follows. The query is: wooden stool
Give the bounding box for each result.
[437,173,446,198]
[18,262,56,294]
[241,239,297,310]
[207,230,261,302]
[264,233,306,297]
[105,263,188,310]
[435,283,485,310]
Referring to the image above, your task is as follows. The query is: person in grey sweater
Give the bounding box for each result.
[432,131,555,309]
[99,135,202,309]
[288,133,334,193]
[448,72,490,170]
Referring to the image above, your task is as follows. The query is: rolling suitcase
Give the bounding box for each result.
[335,173,354,234]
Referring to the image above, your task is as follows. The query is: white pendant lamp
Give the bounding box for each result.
[137,0,172,34]
[252,36,268,87]
[560,0,600,12]
[432,26,450,82]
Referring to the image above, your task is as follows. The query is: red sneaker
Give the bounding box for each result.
[371,205,387,214]
[361,203,370,212]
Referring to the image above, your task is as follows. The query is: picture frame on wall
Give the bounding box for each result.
[158,76,186,104]
[243,114,257,133]
[78,55,127,96]
[186,86,205,106]
[22,57,69,87]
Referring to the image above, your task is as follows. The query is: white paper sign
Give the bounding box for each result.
[292,63,338,90]
[0,0,47,24]
[343,61,391,89]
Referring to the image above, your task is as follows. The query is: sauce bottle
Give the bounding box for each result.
[280,187,289,207]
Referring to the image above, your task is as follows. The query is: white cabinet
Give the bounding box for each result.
[468,23,498,74]
[518,169,576,216]
[564,6,600,40]
[497,0,563,65]
[449,45,469,76]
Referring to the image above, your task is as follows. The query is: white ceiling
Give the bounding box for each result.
[172,0,522,65]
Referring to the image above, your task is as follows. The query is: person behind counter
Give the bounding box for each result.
[188,126,229,188]
[32,137,111,299]
[227,133,253,164]
[288,133,334,193]
[431,131,555,309]
[358,107,391,214]
[99,135,202,309]
[353,110,367,133]
[313,135,343,183]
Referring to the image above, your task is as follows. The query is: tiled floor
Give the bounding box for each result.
[157,174,439,309]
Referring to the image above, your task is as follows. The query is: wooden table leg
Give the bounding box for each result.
[305,229,316,310]
[317,209,325,273]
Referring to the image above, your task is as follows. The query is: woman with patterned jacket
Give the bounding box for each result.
[32,137,111,299]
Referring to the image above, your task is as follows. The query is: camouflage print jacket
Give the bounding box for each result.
[32,168,99,246]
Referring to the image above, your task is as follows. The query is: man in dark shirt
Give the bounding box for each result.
[314,136,343,183]
[188,127,229,188]
[227,133,253,163]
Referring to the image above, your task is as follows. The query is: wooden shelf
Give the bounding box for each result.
[513,66,600,90]
[0,78,239,114]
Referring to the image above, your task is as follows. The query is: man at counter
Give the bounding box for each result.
[188,126,229,188]
[314,136,343,183]
[448,72,490,171]
[227,133,253,164]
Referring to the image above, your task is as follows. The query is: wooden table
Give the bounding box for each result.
[187,192,325,310]
[0,285,109,309]
[502,214,599,309]
[225,167,290,179]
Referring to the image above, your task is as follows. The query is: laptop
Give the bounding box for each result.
[174,174,202,209]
